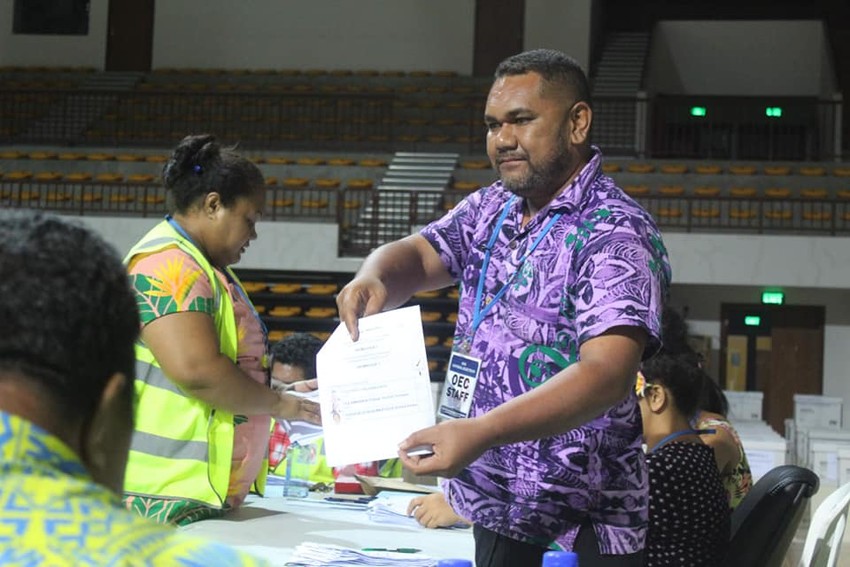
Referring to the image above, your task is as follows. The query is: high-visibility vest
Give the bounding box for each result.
[122,220,268,507]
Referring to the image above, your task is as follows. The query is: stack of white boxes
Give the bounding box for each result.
[723,390,786,483]
[792,394,847,487]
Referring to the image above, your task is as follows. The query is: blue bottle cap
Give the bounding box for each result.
[436,560,473,567]
[542,550,579,567]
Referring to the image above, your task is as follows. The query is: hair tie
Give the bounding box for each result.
[193,164,203,175]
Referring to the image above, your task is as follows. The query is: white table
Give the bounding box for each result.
[180,494,475,566]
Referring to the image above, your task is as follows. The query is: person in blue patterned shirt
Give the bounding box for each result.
[0,211,268,566]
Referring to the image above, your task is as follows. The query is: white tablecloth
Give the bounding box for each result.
[179,494,475,566]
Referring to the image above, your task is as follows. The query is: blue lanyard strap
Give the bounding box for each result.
[470,197,562,336]
[651,428,715,453]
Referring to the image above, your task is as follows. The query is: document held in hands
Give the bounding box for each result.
[316,305,435,467]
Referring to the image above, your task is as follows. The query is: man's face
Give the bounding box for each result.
[271,362,306,391]
[484,72,580,203]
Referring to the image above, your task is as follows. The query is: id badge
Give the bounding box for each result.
[437,351,481,420]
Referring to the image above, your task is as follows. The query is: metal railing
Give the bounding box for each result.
[4,179,850,257]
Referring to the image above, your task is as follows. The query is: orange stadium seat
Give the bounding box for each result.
[601,163,621,173]
[764,188,791,198]
[623,185,650,197]
[800,188,828,199]
[729,165,756,175]
[730,187,757,198]
[695,165,723,175]
[763,165,791,176]
[799,166,826,176]
[658,185,685,196]
[627,163,655,174]
[660,164,687,174]
[694,186,721,197]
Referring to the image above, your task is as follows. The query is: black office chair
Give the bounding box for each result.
[721,465,820,567]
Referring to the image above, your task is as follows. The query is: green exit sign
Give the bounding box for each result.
[766,106,783,118]
[761,291,785,305]
[690,106,707,117]
[744,315,762,326]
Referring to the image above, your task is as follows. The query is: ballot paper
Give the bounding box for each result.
[316,305,435,467]
[285,542,435,566]
[277,390,323,445]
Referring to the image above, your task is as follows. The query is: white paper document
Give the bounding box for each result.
[316,305,435,467]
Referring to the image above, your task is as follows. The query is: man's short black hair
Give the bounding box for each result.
[495,48,592,107]
[270,332,323,378]
[0,211,139,424]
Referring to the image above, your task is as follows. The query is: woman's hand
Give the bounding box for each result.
[407,492,470,529]
[274,391,321,424]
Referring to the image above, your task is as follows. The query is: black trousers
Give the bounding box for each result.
[473,523,645,567]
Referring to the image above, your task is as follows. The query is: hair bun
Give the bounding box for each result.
[162,134,220,188]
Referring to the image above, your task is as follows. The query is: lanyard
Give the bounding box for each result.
[164,215,269,342]
[470,197,563,338]
[650,428,716,454]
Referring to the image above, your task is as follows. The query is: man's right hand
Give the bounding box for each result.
[335,275,389,341]
[274,391,321,424]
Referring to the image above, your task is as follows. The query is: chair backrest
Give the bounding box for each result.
[722,465,820,567]
[799,481,850,567]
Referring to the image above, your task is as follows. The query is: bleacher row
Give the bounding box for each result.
[237,272,460,377]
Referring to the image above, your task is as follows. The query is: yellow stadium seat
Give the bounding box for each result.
[730,208,756,219]
[127,173,156,183]
[764,188,791,198]
[267,330,289,342]
[836,189,850,199]
[692,207,720,218]
[0,150,24,159]
[803,211,832,222]
[242,282,268,293]
[657,207,682,218]
[730,187,757,198]
[270,283,302,294]
[305,307,336,318]
[801,188,828,199]
[832,167,850,177]
[623,185,650,197]
[446,312,458,323]
[342,199,361,209]
[359,158,387,167]
[282,177,309,188]
[109,194,135,203]
[18,190,41,201]
[269,306,302,318]
[315,178,341,189]
[28,151,57,160]
[4,171,32,180]
[799,166,826,176]
[86,153,115,161]
[658,185,685,196]
[301,198,329,209]
[58,152,85,161]
[328,158,355,166]
[296,157,325,166]
[729,165,756,175]
[627,164,655,174]
[64,172,92,182]
[764,210,793,221]
[660,164,687,174]
[264,177,278,186]
[695,165,723,175]
[45,191,72,202]
[34,172,62,181]
[271,198,295,208]
[453,181,479,192]
[143,195,165,204]
[346,179,374,190]
[95,173,123,183]
[116,154,143,162]
[306,284,337,295]
[266,156,291,165]
[601,163,621,173]
[763,165,791,176]
[79,192,103,203]
[694,186,721,197]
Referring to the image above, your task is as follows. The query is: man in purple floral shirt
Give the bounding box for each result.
[337,49,670,567]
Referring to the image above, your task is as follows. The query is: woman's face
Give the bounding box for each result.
[207,186,265,267]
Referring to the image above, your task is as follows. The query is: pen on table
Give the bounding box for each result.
[361,547,421,553]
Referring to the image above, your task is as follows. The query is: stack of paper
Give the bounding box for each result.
[366,492,422,528]
[285,542,435,566]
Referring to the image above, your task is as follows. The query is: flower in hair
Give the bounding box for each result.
[193,164,203,175]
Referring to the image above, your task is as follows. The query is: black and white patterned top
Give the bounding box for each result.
[645,441,731,566]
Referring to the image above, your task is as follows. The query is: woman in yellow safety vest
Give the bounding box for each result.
[122,134,320,525]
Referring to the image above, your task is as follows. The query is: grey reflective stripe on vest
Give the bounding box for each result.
[136,359,183,396]
[130,430,209,461]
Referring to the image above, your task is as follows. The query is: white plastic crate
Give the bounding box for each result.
[794,394,843,429]
[807,430,850,483]
[839,448,850,486]
[745,438,788,482]
[725,390,764,421]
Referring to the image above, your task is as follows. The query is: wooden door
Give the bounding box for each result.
[720,304,825,435]
[473,0,525,76]
[105,0,155,72]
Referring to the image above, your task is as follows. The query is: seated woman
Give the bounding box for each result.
[658,305,752,509]
[637,353,730,567]
[695,377,753,509]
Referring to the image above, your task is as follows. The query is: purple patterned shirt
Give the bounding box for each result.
[420,148,671,554]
